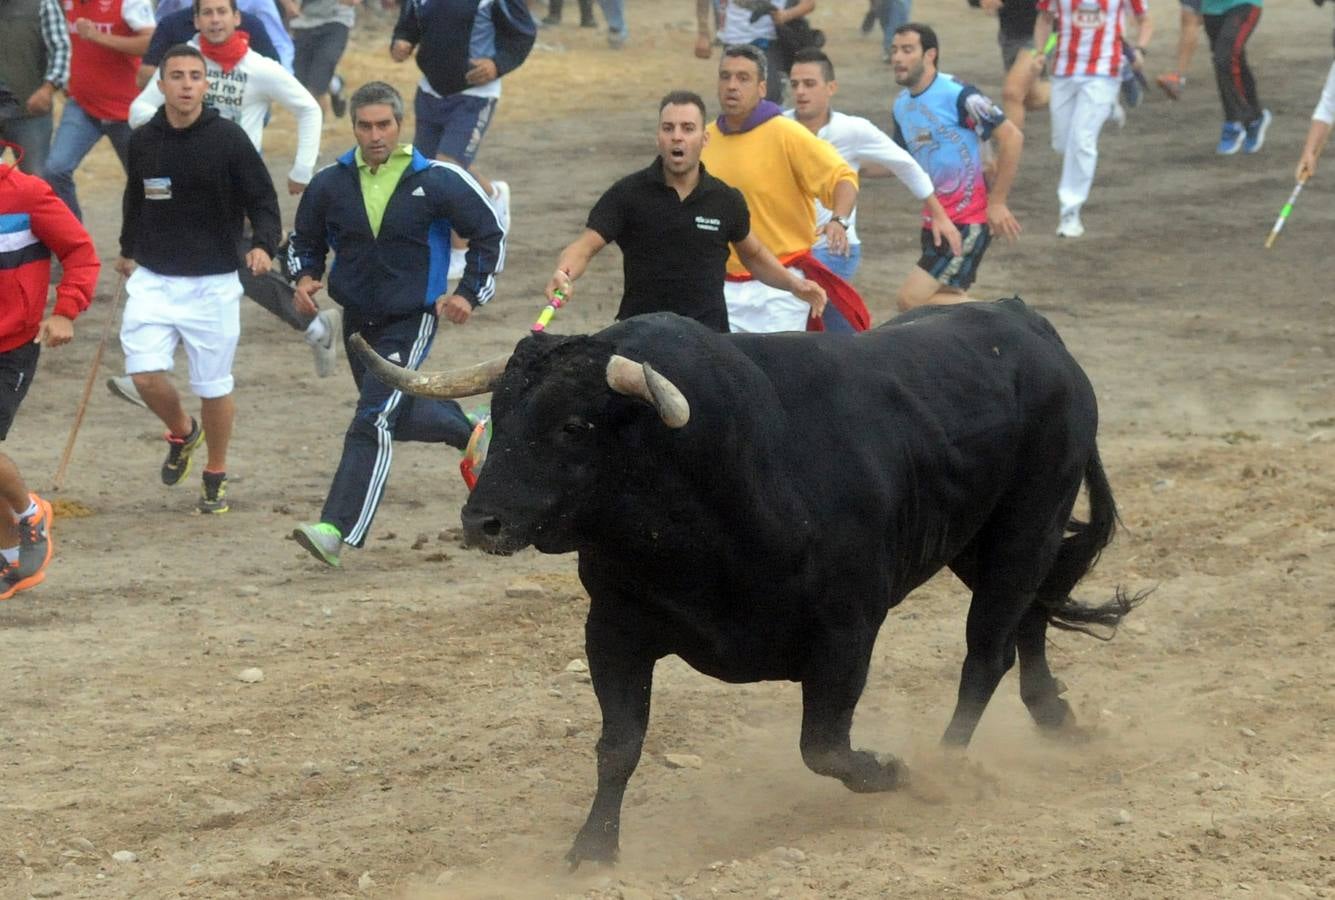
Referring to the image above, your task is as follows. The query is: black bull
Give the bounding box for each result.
[352,298,1141,866]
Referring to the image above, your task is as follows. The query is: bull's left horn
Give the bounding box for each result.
[349,333,509,399]
[606,354,690,428]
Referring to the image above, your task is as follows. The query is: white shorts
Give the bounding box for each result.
[724,268,811,334]
[120,267,242,399]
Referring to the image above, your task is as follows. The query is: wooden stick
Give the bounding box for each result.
[52,272,127,492]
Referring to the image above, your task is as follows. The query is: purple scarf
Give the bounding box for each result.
[715,100,784,135]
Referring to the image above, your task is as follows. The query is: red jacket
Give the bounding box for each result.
[0,161,99,353]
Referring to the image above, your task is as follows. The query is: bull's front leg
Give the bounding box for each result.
[566,641,655,868]
[799,664,906,793]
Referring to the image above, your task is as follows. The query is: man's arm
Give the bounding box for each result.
[74,24,155,57]
[1031,7,1054,71]
[128,78,164,129]
[119,136,143,271]
[546,229,607,302]
[734,231,826,317]
[28,175,99,345]
[1297,62,1335,181]
[772,0,815,26]
[290,178,332,316]
[232,130,282,273]
[694,0,713,57]
[262,60,323,190]
[986,119,1023,240]
[31,0,69,116]
[491,0,536,79]
[437,169,506,323]
[390,0,421,60]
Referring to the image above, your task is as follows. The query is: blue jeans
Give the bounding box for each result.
[0,114,54,175]
[43,99,131,220]
[812,243,861,333]
[597,0,626,37]
[879,0,912,54]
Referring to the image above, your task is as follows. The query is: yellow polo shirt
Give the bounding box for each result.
[357,144,415,237]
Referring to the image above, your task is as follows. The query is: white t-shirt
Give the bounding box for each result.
[783,109,935,248]
[1313,60,1335,125]
[129,45,323,184]
[719,0,777,45]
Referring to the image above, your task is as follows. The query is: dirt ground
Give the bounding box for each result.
[3,1,1334,898]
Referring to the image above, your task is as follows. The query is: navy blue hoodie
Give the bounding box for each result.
[289,146,505,319]
[392,0,535,98]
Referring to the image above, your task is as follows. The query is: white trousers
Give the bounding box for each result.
[723,267,810,334]
[1049,75,1119,218]
[120,267,242,398]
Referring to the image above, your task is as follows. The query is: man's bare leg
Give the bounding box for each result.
[132,372,192,436]
[896,267,970,313]
[200,394,234,473]
[0,454,28,549]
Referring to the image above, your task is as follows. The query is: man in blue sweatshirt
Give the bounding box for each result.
[390,0,533,266]
[287,81,505,567]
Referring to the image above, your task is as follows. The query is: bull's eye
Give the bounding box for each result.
[563,419,593,435]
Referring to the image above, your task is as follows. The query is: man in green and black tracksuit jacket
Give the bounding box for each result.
[287,81,504,566]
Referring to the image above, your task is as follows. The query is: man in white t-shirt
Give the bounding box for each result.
[785,46,960,299]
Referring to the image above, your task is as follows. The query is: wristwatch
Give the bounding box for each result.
[830,214,850,229]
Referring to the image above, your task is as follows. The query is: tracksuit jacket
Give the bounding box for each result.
[392,0,535,97]
[120,107,281,276]
[0,162,97,353]
[289,146,505,317]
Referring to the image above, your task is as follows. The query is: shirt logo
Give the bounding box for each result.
[694,216,720,232]
[144,178,172,200]
[387,351,402,363]
[411,187,426,197]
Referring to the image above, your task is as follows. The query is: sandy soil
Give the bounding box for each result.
[2,1,1333,898]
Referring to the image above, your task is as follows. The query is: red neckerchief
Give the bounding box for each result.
[199,31,250,73]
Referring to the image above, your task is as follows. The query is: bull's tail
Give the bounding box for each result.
[1039,449,1148,640]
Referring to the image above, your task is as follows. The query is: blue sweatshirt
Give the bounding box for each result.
[392,0,535,97]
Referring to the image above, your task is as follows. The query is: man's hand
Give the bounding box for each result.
[245,248,272,276]
[390,39,414,62]
[1296,150,1319,183]
[545,268,573,303]
[74,17,99,42]
[436,294,473,324]
[979,0,1003,12]
[793,279,827,318]
[287,178,307,196]
[694,33,712,58]
[987,200,1022,242]
[294,275,322,317]
[36,315,73,347]
[930,214,964,257]
[26,83,55,116]
[822,220,850,256]
[280,0,300,16]
[465,58,498,86]
[114,256,136,277]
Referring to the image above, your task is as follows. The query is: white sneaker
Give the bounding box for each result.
[1110,100,1126,129]
[1056,212,1085,239]
[305,307,341,378]
[106,375,148,409]
[490,180,510,234]
[447,246,466,284]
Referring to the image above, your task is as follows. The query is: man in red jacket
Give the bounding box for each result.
[0,144,99,599]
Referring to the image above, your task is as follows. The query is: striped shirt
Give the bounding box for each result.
[1039,0,1147,79]
[39,0,70,88]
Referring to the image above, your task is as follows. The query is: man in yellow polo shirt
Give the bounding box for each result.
[286,80,505,567]
[701,43,862,333]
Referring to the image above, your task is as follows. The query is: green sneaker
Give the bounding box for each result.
[162,418,204,486]
[293,521,342,567]
[198,471,229,514]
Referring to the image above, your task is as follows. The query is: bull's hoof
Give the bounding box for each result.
[1027,695,1074,730]
[565,829,619,870]
[842,750,907,793]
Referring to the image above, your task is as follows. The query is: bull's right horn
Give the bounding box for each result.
[349,333,509,399]
[606,354,690,428]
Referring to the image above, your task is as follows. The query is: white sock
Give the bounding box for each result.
[304,314,329,344]
[18,499,37,520]
[1,546,17,565]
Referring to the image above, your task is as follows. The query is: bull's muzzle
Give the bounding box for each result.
[461,507,523,555]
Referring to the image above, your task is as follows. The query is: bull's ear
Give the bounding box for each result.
[606,355,690,428]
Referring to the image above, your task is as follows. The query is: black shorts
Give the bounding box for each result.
[0,341,40,441]
[916,223,991,292]
[292,22,350,97]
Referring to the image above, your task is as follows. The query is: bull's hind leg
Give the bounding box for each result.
[1014,604,1074,730]
[799,664,905,793]
[941,590,1032,746]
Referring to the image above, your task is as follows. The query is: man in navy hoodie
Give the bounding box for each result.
[390,0,533,273]
[287,80,505,568]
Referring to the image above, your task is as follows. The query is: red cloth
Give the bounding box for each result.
[0,162,100,352]
[65,0,142,122]
[786,251,870,332]
[199,31,251,73]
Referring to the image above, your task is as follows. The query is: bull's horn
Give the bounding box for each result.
[606,354,690,428]
[348,333,509,399]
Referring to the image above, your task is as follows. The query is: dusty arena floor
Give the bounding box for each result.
[2,1,1333,897]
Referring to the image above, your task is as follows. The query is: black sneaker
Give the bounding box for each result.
[329,74,347,118]
[162,418,204,486]
[199,471,228,514]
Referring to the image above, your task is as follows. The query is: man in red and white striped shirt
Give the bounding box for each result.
[1032,0,1151,237]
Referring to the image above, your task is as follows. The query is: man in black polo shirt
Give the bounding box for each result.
[544,90,824,332]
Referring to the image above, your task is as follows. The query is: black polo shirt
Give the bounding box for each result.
[586,157,749,332]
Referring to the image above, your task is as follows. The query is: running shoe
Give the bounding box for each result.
[329,74,347,118]
[1217,122,1245,155]
[1056,212,1085,239]
[293,522,343,567]
[1155,72,1185,101]
[306,307,341,378]
[0,558,39,600]
[1110,100,1127,129]
[1243,109,1272,154]
[860,7,876,33]
[198,471,229,514]
[14,493,53,585]
[162,418,204,486]
[106,374,148,409]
